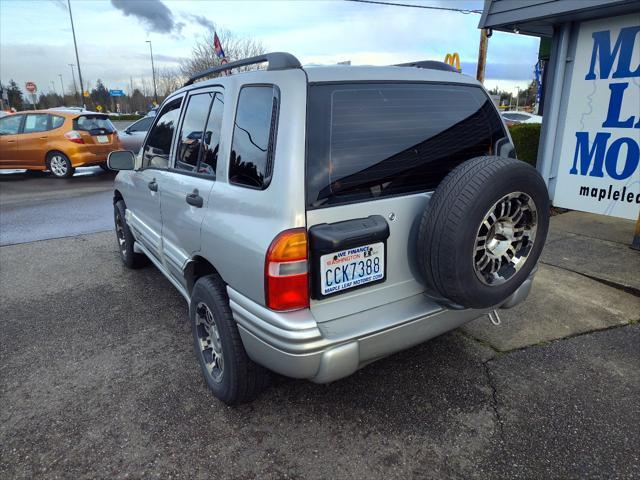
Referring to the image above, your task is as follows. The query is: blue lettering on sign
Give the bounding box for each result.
[585,26,640,80]
[570,25,640,182]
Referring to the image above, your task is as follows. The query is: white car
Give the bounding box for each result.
[501,111,542,124]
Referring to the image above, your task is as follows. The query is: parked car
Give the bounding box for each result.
[118,116,154,153]
[0,110,122,177]
[501,111,543,125]
[108,53,549,405]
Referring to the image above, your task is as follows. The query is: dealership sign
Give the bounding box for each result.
[553,14,639,220]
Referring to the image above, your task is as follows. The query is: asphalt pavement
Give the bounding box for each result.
[0,172,638,479]
[0,168,115,245]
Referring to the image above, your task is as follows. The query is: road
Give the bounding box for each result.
[0,168,115,245]
[0,173,638,479]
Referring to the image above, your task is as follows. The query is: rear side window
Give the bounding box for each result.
[129,117,153,132]
[50,115,65,129]
[306,83,506,208]
[73,115,115,134]
[199,93,224,177]
[24,114,49,133]
[176,92,212,172]
[229,85,280,189]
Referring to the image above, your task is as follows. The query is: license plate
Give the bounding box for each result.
[96,135,109,143]
[320,242,385,296]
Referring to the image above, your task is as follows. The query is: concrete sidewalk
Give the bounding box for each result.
[464,210,639,351]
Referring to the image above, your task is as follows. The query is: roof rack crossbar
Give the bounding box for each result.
[395,60,458,73]
[184,52,301,86]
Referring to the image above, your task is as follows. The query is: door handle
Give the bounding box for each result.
[148,179,158,192]
[39,136,48,140]
[186,190,203,208]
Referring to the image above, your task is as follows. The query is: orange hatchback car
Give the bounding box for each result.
[0,109,122,177]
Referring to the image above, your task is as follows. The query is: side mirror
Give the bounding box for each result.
[107,150,136,171]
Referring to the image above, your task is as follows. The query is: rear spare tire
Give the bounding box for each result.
[417,156,549,309]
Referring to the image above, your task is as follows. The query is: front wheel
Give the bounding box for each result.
[190,275,270,405]
[114,200,148,269]
[46,152,75,178]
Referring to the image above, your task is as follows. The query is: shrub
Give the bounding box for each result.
[508,123,541,167]
[110,114,143,121]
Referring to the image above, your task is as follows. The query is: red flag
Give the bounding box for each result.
[213,32,226,59]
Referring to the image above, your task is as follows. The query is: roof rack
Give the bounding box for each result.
[395,60,458,73]
[184,52,302,86]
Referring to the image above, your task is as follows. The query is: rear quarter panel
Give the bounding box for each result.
[199,69,309,305]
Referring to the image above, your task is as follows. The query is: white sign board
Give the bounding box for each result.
[553,14,639,220]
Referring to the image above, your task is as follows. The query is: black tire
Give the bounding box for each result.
[99,163,109,171]
[417,156,549,309]
[114,199,148,269]
[46,151,75,178]
[190,275,270,405]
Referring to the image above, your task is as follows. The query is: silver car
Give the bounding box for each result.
[108,53,549,405]
[118,116,154,153]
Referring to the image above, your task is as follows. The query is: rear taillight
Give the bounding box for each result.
[64,130,84,144]
[265,228,309,311]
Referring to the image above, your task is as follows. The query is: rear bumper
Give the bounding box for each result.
[69,149,110,167]
[228,269,536,383]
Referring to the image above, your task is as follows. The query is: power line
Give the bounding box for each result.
[346,0,482,14]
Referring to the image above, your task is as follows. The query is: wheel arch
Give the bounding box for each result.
[113,189,124,205]
[44,149,67,167]
[184,255,225,295]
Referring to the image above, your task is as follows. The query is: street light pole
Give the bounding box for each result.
[67,0,85,109]
[58,74,64,98]
[68,64,79,104]
[515,86,521,111]
[146,40,158,104]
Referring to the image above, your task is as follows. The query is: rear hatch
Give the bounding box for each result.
[305,82,506,322]
[73,114,118,152]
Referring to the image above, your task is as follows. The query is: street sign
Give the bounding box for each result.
[25,81,37,93]
[83,90,90,98]
[109,89,124,97]
[96,105,103,112]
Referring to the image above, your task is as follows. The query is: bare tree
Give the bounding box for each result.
[156,67,185,98]
[180,27,266,79]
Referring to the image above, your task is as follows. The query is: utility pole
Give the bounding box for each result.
[476,28,489,83]
[51,81,57,95]
[58,74,64,98]
[68,64,79,104]
[515,86,521,111]
[68,0,85,109]
[146,40,158,105]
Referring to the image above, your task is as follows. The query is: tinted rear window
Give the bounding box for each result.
[73,115,115,134]
[306,83,506,208]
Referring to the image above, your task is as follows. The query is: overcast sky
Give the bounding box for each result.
[0,0,540,96]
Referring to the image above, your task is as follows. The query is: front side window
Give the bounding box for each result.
[229,85,279,189]
[0,115,22,135]
[199,93,224,176]
[24,114,49,133]
[306,83,506,207]
[143,98,182,169]
[175,92,212,172]
[50,115,65,130]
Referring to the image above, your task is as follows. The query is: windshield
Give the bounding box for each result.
[73,115,115,135]
[306,82,506,208]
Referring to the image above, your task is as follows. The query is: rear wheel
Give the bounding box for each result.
[190,275,270,405]
[46,152,75,178]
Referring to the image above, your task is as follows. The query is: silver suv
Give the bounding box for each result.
[108,53,549,405]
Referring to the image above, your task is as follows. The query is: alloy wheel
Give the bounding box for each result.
[49,155,68,177]
[195,302,224,382]
[473,191,538,286]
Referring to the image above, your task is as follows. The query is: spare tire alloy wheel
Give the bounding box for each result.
[417,156,549,309]
[473,191,537,286]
